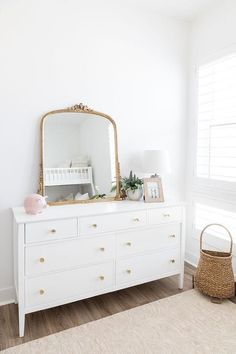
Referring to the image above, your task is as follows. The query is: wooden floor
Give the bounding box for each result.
[0,264,195,351]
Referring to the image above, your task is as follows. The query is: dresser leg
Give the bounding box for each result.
[178,272,184,290]
[19,308,25,337]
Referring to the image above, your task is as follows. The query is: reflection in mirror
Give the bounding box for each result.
[43,113,116,203]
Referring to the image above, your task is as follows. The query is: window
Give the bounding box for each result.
[196,54,236,182]
[193,53,236,242]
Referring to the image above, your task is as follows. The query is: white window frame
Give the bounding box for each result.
[192,47,236,203]
[188,45,236,249]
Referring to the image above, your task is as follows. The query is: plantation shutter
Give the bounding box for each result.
[196,54,236,182]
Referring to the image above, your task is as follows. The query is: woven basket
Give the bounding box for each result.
[195,223,235,299]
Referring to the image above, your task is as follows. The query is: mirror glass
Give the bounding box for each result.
[42,112,117,203]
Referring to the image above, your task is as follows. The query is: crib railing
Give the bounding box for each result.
[44,167,93,186]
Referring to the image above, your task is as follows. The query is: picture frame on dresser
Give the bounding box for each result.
[143,177,164,203]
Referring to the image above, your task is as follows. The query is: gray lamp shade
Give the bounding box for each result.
[143,150,171,175]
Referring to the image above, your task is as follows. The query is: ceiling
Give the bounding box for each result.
[0,0,221,21]
[127,0,220,21]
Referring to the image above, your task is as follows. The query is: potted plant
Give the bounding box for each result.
[122,171,143,201]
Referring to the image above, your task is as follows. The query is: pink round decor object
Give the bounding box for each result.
[24,194,48,215]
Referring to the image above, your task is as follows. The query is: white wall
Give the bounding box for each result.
[186,0,236,267]
[0,0,188,303]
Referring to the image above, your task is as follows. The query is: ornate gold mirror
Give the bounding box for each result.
[39,103,120,205]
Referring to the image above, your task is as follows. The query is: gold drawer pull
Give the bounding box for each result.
[170,259,175,263]
[100,247,105,252]
[169,234,176,238]
[39,289,45,295]
[39,257,45,263]
[133,218,140,222]
[99,275,105,280]
[126,242,132,246]
[50,229,56,233]
[163,213,170,218]
[92,224,98,228]
[126,269,132,274]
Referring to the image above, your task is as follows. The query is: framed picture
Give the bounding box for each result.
[143,177,164,203]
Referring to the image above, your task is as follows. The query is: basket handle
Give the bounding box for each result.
[200,223,233,254]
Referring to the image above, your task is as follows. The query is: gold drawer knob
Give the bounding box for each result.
[163,213,170,218]
[92,224,98,228]
[99,275,105,280]
[100,247,105,252]
[39,289,45,295]
[169,234,176,238]
[50,229,56,233]
[39,257,45,263]
[126,269,132,274]
[133,218,140,222]
[170,259,175,263]
[126,242,132,246]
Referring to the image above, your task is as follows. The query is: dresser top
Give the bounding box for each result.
[12,200,185,224]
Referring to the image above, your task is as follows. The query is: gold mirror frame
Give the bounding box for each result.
[38,103,121,205]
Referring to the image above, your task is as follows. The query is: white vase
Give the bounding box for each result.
[126,188,143,201]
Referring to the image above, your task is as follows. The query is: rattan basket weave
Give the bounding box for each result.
[195,223,235,299]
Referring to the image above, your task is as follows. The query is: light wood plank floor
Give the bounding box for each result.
[0,264,195,351]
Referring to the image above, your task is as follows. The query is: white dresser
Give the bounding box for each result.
[13,200,185,337]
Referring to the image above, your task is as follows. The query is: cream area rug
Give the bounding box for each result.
[2,290,236,354]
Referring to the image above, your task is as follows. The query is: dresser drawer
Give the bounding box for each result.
[116,249,180,287]
[79,211,147,235]
[25,262,114,309]
[26,235,115,276]
[25,218,78,244]
[148,207,182,225]
[117,224,180,257]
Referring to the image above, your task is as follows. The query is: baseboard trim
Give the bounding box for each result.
[0,287,15,306]
[185,253,198,268]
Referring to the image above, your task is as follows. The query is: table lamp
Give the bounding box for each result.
[143,150,171,177]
